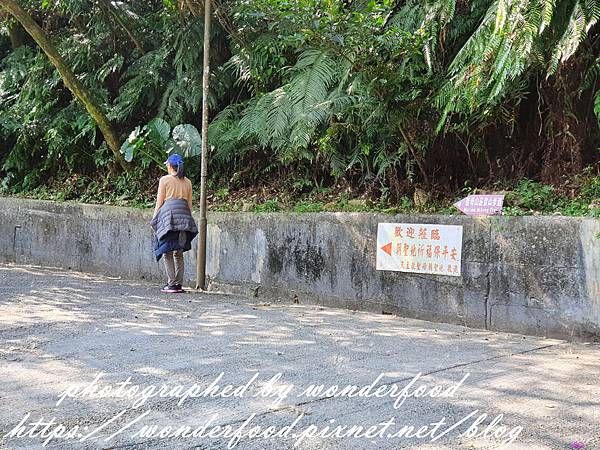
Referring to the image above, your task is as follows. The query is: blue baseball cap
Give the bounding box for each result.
[165,154,183,166]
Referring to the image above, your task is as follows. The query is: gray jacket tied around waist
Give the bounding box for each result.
[150,199,198,241]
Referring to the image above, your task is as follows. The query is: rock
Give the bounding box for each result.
[413,188,430,207]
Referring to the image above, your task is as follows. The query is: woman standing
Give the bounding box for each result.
[150,154,198,293]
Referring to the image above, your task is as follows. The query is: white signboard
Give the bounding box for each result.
[376,223,463,276]
[454,194,504,216]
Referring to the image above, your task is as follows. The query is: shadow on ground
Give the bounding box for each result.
[0,264,599,450]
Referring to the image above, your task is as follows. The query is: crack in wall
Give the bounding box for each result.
[484,223,492,330]
[12,225,20,263]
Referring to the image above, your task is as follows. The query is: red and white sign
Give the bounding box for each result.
[454,195,504,216]
[376,223,463,276]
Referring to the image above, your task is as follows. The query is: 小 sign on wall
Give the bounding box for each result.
[376,223,463,276]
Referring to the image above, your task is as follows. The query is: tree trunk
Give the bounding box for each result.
[8,23,25,48]
[0,0,130,171]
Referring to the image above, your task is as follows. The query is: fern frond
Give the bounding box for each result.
[547,0,598,75]
[434,0,595,131]
[110,47,170,122]
[289,50,340,113]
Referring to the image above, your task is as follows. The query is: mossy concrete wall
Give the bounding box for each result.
[1,197,598,340]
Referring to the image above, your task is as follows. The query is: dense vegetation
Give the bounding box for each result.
[0,0,599,215]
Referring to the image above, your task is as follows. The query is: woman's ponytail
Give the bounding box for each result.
[166,154,184,178]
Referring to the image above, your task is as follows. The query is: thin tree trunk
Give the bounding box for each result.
[399,125,431,189]
[8,23,25,48]
[540,63,584,184]
[196,0,211,290]
[0,0,130,171]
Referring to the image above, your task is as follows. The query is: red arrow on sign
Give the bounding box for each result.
[381,242,392,256]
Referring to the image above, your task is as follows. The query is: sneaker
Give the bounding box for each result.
[161,284,180,293]
[173,284,185,293]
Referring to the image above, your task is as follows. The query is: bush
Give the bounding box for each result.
[509,180,557,212]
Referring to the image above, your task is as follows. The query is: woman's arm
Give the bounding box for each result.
[186,180,193,211]
[153,178,166,218]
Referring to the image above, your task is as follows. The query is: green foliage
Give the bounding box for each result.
[508,179,557,211]
[580,172,600,198]
[253,199,281,212]
[110,47,170,122]
[0,0,599,207]
[435,0,600,132]
[120,118,201,167]
[172,124,202,157]
[210,0,435,188]
[292,201,324,213]
[501,174,600,216]
[0,44,99,188]
[214,187,229,199]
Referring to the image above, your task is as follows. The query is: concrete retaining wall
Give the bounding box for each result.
[1,197,599,340]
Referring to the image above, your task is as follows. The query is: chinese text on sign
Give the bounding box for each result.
[376,223,463,277]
